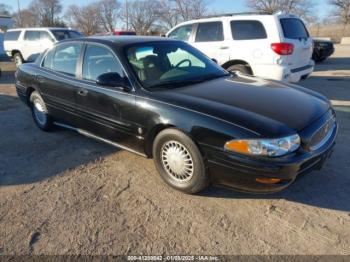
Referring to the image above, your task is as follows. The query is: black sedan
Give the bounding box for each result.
[15,36,338,194]
[312,39,335,63]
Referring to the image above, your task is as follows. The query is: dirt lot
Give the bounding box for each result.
[0,46,350,256]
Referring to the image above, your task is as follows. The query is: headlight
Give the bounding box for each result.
[224,134,300,157]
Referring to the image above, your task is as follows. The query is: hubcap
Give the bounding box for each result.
[14,56,22,67]
[33,99,47,126]
[161,141,194,182]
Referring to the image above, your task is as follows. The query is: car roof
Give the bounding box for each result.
[169,12,298,29]
[7,27,75,31]
[61,36,177,46]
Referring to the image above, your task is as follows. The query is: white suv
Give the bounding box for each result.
[4,27,83,67]
[166,12,314,82]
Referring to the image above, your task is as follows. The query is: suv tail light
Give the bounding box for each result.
[271,43,294,55]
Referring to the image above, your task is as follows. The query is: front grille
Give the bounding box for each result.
[309,117,336,151]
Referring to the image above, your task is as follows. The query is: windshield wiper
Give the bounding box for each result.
[147,78,208,89]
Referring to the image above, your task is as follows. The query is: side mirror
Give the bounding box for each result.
[96,72,132,92]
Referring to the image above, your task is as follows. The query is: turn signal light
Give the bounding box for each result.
[271,43,294,55]
[224,140,249,154]
[256,178,282,184]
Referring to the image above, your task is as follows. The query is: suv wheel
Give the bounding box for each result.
[152,128,209,194]
[30,91,53,131]
[227,64,252,75]
[13,53,24,67]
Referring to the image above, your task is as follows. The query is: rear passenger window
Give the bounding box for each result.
[168,24,193,41]
[51,43,82,76]
[195,22,224,42]
[82,45,123,81]
[24,31,41,41]
[231,20,267,40]
[4,31,21,41]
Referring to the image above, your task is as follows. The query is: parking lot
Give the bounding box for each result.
[0,45,349,255]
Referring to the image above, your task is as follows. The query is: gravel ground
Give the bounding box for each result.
[0,45,349,255]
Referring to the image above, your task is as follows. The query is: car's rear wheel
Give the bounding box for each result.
[30,91,53,131]
[152,128,209,194]
[227,64,252,75]
[13,52,24,68]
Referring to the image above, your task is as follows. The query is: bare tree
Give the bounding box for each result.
[13,9,39,27]
[158,0,181,30]
[65,3,102,35]
[246,0,314,22]
[0,3,11,16]
[121,0,161,35]
[29,0,63,26]
[158,0,207,31]
[99,0,120,33]
[175,0,207,21]
[329,0,350,33]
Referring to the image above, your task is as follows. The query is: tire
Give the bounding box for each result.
[227,64,252,75]
[152,128,209,194]
[30,91,53,131]
[13,52,24,68]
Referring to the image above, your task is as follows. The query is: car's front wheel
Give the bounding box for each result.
[152,128,209,194]
[30,91,53,131]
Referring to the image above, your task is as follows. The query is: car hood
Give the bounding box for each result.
[150,75,330,137]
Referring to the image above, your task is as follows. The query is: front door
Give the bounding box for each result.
[74,44,142,152]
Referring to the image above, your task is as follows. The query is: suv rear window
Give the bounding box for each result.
[4,31,21,41]
[280,18,309,39]
[195,22,224,42]
[231,20,267,40]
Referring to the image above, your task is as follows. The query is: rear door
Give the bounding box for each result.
[191,21,230,65]
[279,17,313,68]
[229,19,270,65]
[38,42,83,125]
[22,30,43,61]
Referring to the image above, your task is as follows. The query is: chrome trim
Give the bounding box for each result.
[54,122,147,157]
[309,121,336,151]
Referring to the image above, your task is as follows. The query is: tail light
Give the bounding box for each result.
[271,43,294,55]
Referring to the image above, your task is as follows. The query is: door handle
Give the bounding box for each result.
[36,75,45,83]
[77,88,88,96]
[220,46,229,50]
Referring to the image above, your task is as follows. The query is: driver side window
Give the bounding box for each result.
[168,24,193,41]
[82,44,124,81]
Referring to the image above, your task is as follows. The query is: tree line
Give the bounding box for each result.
[0,0,349,36]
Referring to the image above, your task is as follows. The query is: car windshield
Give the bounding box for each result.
[50,30,83,41]
[125,41,229,89]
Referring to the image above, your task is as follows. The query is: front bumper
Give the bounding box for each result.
[202,123,338,194]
